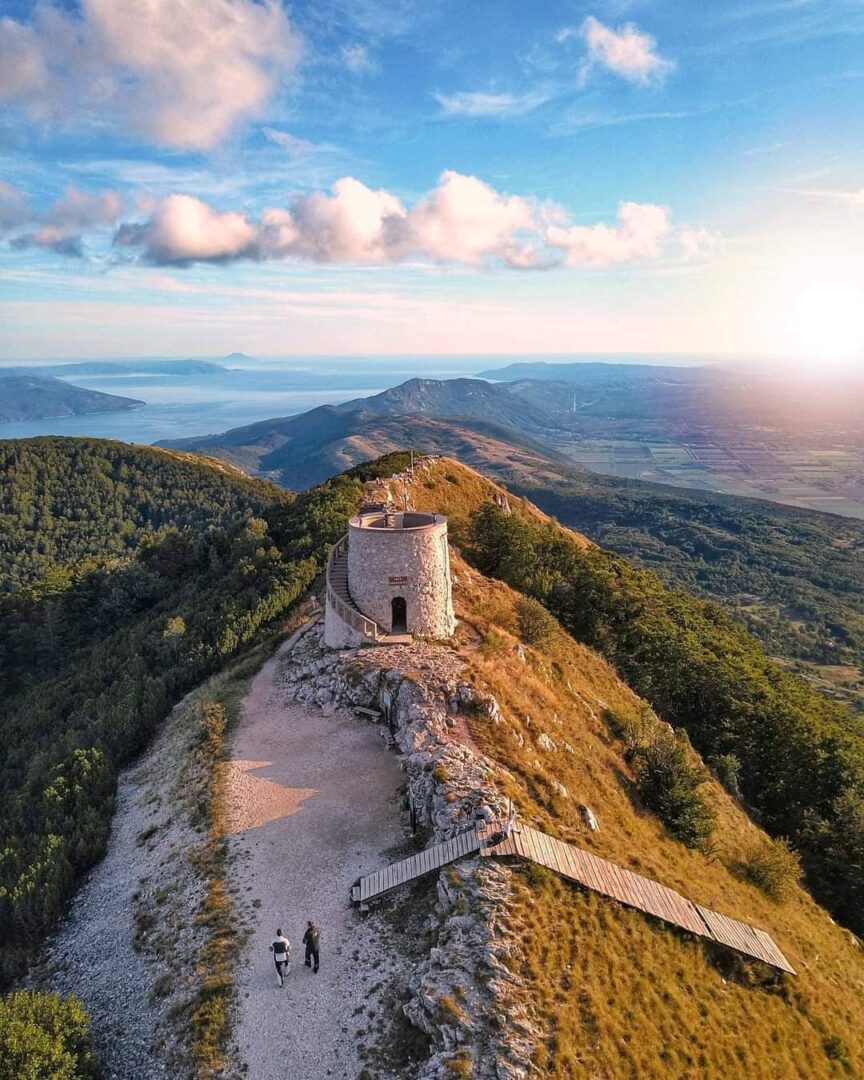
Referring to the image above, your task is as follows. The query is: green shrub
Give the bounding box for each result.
[0,991,97,1080]
[632,729,715,850]
[743,838,802,901]
[823,1033,850,1065]
[515,596,558,646]
[479,631,507,658]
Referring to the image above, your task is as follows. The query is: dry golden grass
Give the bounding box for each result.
[184,644,276,1077]
[451,555,864,1077]
[397,459,864,1077]
[390,456,590,552]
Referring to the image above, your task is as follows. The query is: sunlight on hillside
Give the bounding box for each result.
[407,458,864,1076]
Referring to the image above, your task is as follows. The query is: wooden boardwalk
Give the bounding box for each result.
[350,829,481,904]
[352,821,795,974]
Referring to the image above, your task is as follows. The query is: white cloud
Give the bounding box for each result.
[791,187,864,207]
[545,201,671,266]
[0,0,301,150]
[270,177,405,262]
[677,226,720,261]
[111,172,711,272]
[1,184,122,256]
[341,43,378,74]
[434,90,549,118]
[114,194,258,264]
[577,16,674,85]
[383,171,538,267]
[262,128,340,159]
[114,172,540,267]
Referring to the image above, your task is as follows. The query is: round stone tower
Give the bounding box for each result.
[324,509,455,648]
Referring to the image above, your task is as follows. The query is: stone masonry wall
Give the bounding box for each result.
[347,520,455,638]
[322,596,369,649]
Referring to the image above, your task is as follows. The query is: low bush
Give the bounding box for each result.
[515,596,559,647]
[631,729,715,850]
[743,838,802,902]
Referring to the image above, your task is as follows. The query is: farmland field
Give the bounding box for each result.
[556,439,864,519]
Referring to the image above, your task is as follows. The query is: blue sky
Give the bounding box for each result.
[1,0,864,361]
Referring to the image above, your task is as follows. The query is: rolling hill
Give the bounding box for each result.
[160,379,864,709]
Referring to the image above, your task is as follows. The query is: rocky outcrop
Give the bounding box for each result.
[279,624,542,1078]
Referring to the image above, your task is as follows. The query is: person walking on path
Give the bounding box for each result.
[269,929,291,986]
[303,921,320,973]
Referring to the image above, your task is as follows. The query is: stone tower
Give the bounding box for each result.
[324,508,455,648]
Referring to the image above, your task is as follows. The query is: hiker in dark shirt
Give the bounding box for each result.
[302,921,320,973]
[269,928,291,987]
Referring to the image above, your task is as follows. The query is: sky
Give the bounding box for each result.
[1,0,864,363]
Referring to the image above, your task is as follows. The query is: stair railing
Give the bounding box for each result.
[326,535,379,640]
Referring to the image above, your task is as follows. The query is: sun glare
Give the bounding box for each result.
[790,281,864,368]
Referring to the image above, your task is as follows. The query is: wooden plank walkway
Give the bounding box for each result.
[350,829,482,903]
[352,819,795,974]
[477,823,795,974]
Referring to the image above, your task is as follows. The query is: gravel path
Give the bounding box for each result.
[30,705,194,1079]
[228,632,407,1080]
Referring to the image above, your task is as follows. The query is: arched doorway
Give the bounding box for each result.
[391,596,407,634]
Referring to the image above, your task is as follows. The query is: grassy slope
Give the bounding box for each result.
[405,459,864,1077]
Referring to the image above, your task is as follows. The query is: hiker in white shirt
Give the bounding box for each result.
[269,929,291,986]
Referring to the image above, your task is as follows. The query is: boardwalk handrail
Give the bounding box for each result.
[352,820,795,975]
[326,535,380,641]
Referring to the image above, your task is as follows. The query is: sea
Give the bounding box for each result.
[0,354,700,445]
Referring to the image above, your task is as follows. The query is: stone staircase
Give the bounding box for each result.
[328,543,359,613]
[325,536,381,642]
[325,537,412,645]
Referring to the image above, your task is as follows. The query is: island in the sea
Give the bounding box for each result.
[0,373,144,422]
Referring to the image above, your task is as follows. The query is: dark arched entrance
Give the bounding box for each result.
[391,596,407,634]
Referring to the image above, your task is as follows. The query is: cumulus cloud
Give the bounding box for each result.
[546,201,671,266]
[111,171,712,271]
[113,172,548,268]
[677,226,720,261]
[577,16,674,85]
[1,184,122,256]
[0,0,300,150]
[383,171,537,266]
[114,194,258,264]
[434,90,549,118]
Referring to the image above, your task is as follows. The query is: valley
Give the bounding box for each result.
[161,377,864,714]
[553,437,864,519]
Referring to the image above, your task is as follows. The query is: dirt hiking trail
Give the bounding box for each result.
[227,630,406,1079]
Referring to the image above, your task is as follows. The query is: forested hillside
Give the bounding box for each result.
[507,473,864,695]
[0,441,411,984]
[0,439,282,592]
